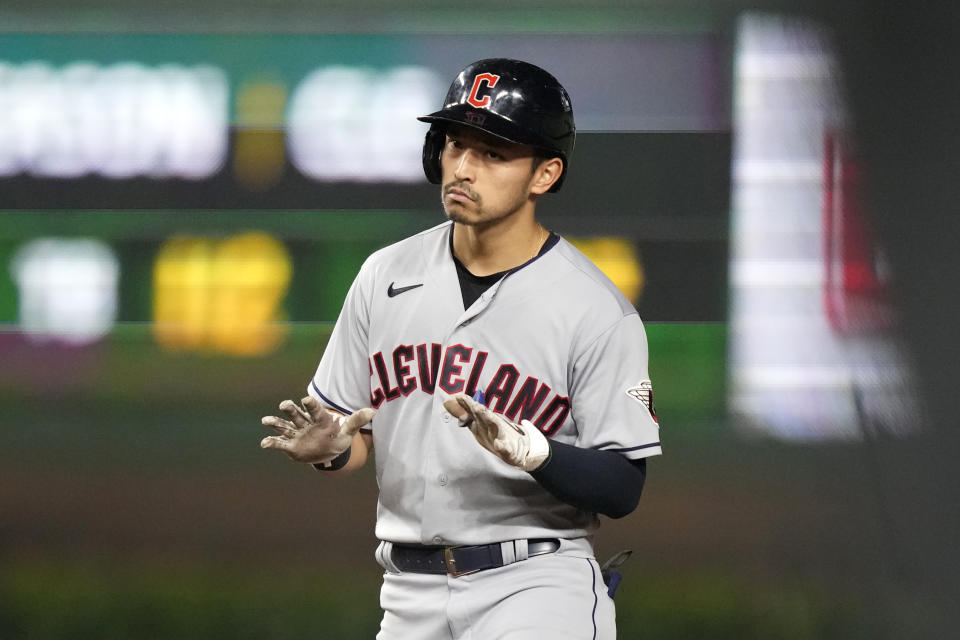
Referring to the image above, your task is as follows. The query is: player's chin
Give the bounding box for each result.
[443,205,478,226]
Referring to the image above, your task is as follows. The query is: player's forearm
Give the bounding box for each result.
[530,441,646,518]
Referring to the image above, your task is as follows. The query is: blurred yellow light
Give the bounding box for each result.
[236,78,287,128]
[152,232,292,356]
[567,237,645,305]
[233,78,287,190]
[152,236,212,350]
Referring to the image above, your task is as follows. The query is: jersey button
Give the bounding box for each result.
[442,413,451,423]
[438,474,448,486]
[432,536,443,545]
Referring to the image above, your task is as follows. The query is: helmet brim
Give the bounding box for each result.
[417,107,562,159]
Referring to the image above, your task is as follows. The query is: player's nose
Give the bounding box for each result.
[453,149,477,181]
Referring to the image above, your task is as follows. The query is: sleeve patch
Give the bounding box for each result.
[625,380,658,424]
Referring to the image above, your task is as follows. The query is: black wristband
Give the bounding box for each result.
[312,447,352,471]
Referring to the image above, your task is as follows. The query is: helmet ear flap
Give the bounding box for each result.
[421,125,445,185]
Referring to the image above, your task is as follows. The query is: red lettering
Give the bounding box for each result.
[393,345,417,395]
[369,357,385,408]
[466,73,500,108]
[484,364,518,413]
[535,395,570,437]
[505,377,551,422]
[417,343,442,393]
[372,351,400,401]
[465,350,488,397]
[438,345,472,394]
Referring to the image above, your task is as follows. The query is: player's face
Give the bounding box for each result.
[440,126,540,227]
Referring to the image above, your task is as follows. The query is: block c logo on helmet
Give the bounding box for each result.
[466,73,501,108]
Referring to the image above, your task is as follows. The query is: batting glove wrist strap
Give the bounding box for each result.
[313,446,352,471]
[517,419,550,472]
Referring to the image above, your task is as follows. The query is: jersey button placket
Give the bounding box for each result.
[456,290,492,328]
[420,396,455,546]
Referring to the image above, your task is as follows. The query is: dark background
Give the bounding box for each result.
[2,2,958,638]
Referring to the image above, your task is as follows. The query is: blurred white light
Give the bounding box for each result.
[727,15,917,441]
[0,61,228,179]
[287,65,439,183]
[10,238,119,345]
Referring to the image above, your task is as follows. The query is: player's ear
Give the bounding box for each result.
[530,157,563,195]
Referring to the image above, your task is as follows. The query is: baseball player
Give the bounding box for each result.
[261,58,661,639]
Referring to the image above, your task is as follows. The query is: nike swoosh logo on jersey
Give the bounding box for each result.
[387,282,424,297]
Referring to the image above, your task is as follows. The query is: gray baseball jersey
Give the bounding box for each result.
[309,221,661,546]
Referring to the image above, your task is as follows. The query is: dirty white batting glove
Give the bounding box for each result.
[443,393,550,472]
[261,395,375,464]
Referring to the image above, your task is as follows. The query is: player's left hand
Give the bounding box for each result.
[443,393,550,472]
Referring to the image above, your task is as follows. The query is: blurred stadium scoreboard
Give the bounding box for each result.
[0,32,731,354]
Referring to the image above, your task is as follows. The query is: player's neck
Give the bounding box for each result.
[452,213,546,277]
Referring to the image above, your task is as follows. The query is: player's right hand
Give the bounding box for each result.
[260,396,375,464]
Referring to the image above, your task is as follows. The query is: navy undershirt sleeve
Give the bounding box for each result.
[529,441,647,519]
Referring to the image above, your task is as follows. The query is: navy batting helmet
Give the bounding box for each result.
[417,58,576,192]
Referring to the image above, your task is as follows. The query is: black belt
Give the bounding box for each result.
[390,538,560,577]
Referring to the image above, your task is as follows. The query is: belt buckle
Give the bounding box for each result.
[443,545,476,578]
